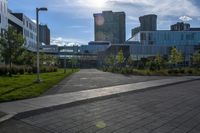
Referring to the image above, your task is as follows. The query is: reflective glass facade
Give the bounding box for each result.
[130,30,200,46]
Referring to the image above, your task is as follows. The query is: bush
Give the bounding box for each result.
[18,66,25,75]
[39,66,58,73]
[0,65,8,76]
[11,66,18,75]
[0,65,58,76]
[32,66,37,74]
[187,69,193,75]
[26,67,33,74]
[179,69,185,74]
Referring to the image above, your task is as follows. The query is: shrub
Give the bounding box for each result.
[11,66,18,75]
[25,67,33,74]
[179,69,185,74]
[0,65,8,76]
[18,66,25,75]
[168,69,173,74]
[39,66,58,73]
[32,66,37,74]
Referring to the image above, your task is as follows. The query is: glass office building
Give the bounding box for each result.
[129,30,200,46]
[127,30,200,62]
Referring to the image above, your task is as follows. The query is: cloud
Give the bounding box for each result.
[48,0,200,29]
[51,37,87,46]
[31,19,36,24]
[179,16,192,22]
[127,16,138,21]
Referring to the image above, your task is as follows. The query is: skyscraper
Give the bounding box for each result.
[94,11,125,44]
[139,14,157,31]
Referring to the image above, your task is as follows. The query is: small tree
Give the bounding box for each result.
[116,49,124,67]
[71,56,78,71]
[40,53,58,66]
[105,54,115,67]
[192,51,200,68]
[169,47,183,68]
[154,54,163,70]
[127,56,134,67]
[0,27,25,76]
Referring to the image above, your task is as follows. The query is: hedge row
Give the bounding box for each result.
[102,67,200,76]
[0,65,58,76]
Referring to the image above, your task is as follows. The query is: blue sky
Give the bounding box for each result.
[8,0,200,45]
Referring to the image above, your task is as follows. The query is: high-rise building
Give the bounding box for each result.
[94,11,125,44]
[0,0,8,33]
[39,24,50,45]
[139,14,157,31]
[171,22,190,31]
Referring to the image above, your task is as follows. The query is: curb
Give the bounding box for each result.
[1,77,200,123]
[0,114,16,123]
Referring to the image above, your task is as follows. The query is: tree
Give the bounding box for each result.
[105,54,115,67]
[20,51,36,66]
[127,56,134,67]
[169,47,183,67]
[154,54,163,70]
[192,51,200,68]
[71,56,78,71]
[40,53,58,66]
[116,49,124,67]
[0,27,25,76]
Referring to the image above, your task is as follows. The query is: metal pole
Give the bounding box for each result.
[36,8,40,82]
[35,7,47,83]
[64,45,66,73]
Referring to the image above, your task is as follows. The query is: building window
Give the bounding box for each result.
[141,33,146,41]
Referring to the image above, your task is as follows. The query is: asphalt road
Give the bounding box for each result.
[44,69,171,95]
[1,80,200,133]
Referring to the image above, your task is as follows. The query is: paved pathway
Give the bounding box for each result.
[0,76,199,121]
[44,69,172,95]
[1,80,200,133]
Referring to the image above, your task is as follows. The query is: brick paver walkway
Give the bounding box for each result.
[44,69,171,95]
[14,80,200,133]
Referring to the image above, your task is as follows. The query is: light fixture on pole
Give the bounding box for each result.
[35,7,48,83]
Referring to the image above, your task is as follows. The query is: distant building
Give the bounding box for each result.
[190,28,200,31]
[88,41,110,46]
[129,30,200,46]
[127,14,200,64]
[39,24,50,45]
[93,11,126,44]
[0,0,8,33]
[139,14,157,31]
[171,22,190,31]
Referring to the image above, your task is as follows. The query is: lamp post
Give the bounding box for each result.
[36,7,48,83]
[64,45,67,73]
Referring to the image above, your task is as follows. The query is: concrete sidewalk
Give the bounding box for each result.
[0,76,199,123]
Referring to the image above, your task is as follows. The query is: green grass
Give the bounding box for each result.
[0,69,79,102]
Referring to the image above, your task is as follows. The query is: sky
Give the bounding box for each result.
[8,0,200,45]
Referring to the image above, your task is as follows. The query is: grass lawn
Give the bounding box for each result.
[0,69,79,102]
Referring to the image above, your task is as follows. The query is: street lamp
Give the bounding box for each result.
[35,7,48,83]
[64,45,67,73]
